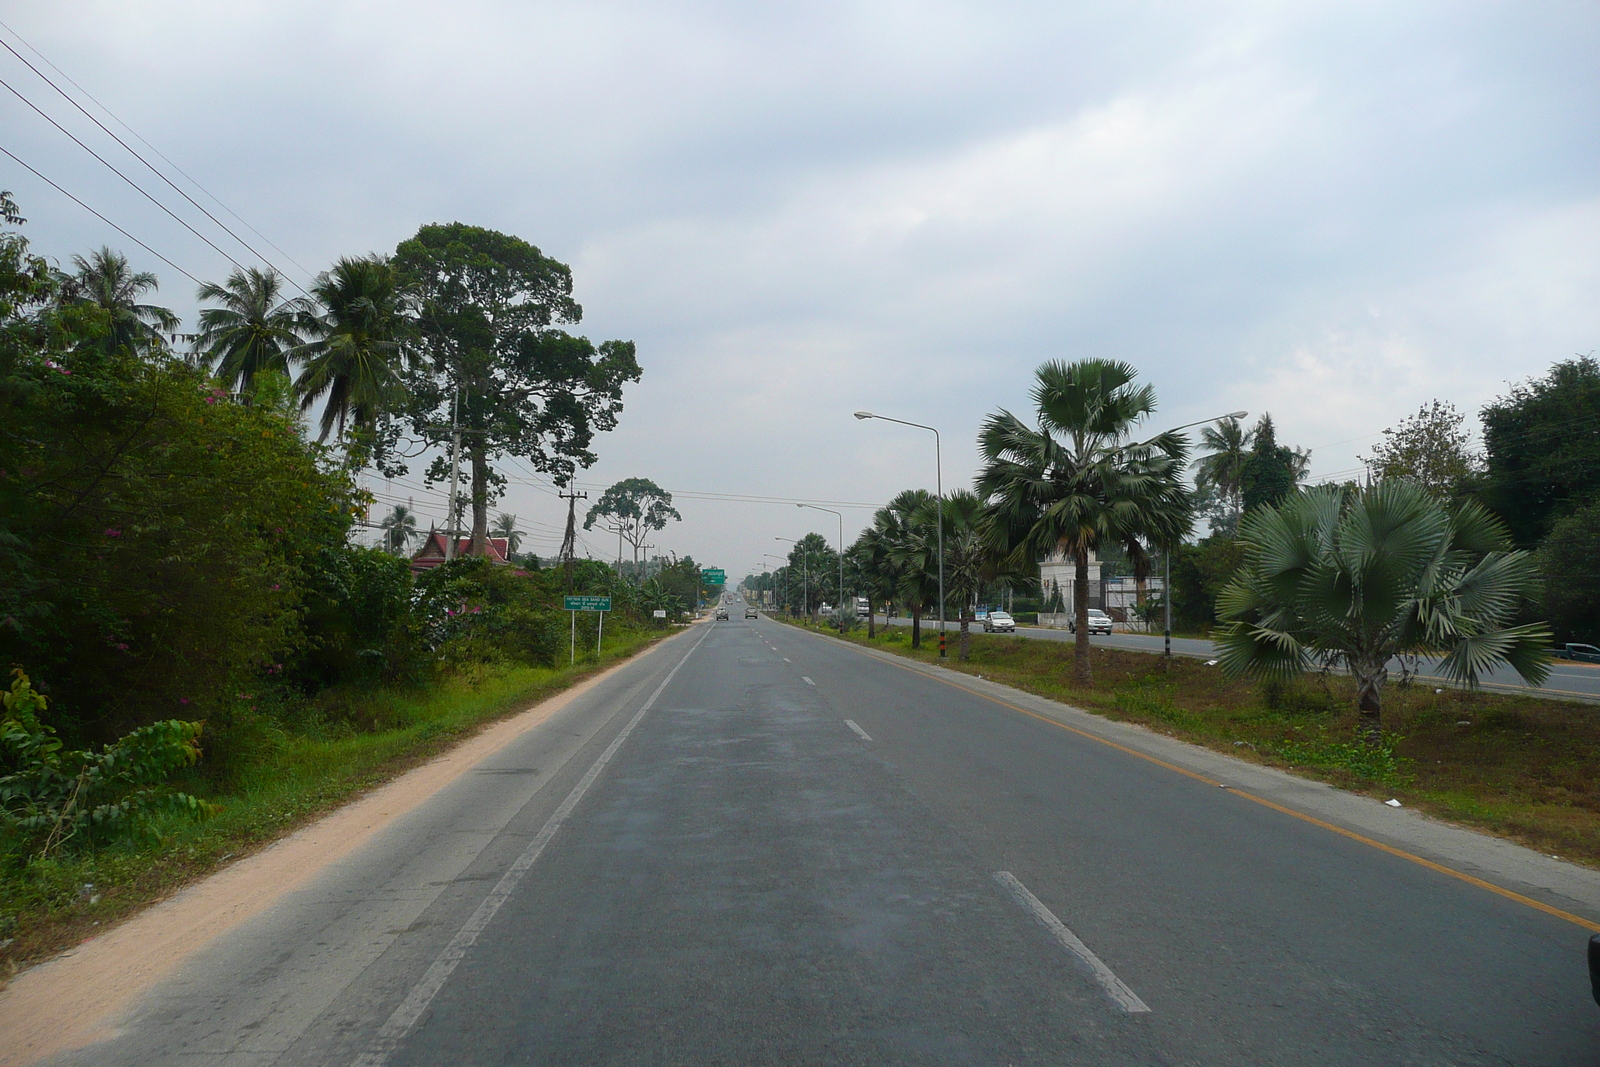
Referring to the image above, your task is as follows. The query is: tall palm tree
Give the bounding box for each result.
[491,513,523,555]
[1217,480,1550,743]
[1193,416,1252,532]
[977,359,1191,684]
[882,489,938,649]
[379,504,418,554]
[939,489,995,661]
[194,267,311,396]
[295,256,415,442]
[58,246,179,358]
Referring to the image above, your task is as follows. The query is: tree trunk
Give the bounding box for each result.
[911,607,922,649]
[468,442,490,556]
[959,614,971,661]
[866,598,876,639]
[1073,549,1091,685]
[1355,662,1387,745]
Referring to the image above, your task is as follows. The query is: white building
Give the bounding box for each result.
[1038,549,1164,629]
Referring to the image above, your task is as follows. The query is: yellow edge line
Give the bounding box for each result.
[827,631,1600,934]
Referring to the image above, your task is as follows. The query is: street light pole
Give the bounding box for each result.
[775,537,806,621]
[797,503,844,626]
[763,553,787,612]
[1146,410,1249,663]
[855,411,945,657]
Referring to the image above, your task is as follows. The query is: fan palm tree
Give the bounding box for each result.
[379,504,419,554]
[977,359,1191,684]
[193,267,312,397]
[295,255,415,441]
[491,513,524,556]
[1216,480,1551,743]
[58,246,179,358]
[1192,416,1252,532]
[939,489,997,661]
[880,489,939,649]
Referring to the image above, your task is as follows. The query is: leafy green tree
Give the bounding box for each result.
[1480,357,1600,547]
[56,247,179,358]
[394,223,640,556]
[1167,533,1245,630]
[583,477,680,570]
[194,267,311,398]
[1363,400,1480,501]
[978,359,1190,683]
[295,255,415,444]
[380,504,419,554]
[1217,481,1550,743]
[1537,498,1600,643]
[1239,414,1308,513]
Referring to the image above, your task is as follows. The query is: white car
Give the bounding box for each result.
[982,611,1016,633]
[1068,609,1114,635]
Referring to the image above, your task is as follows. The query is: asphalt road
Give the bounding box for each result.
[52,601,1600,1065]
[878,614,1600,702]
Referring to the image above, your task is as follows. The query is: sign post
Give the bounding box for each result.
[563,596,613,665]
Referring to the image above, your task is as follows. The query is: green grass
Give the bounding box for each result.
[803,619,1600,867]
[0,626,671,980]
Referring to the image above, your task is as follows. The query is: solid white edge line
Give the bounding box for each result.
[350,624,714,1067]
[993,871,1151,1014]
[844,719,873,742]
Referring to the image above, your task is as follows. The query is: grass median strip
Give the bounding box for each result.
[786,620,1600,869]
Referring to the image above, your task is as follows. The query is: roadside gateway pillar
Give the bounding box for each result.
[564,595,613,665]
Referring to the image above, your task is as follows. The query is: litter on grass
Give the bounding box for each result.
[1385,799,1403,808]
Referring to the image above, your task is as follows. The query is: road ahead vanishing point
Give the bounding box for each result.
[27,601,1600,1066]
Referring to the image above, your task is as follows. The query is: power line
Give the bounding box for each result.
[0,141,199,284]
[0,18,316,281]
[0,33,308,292]
[0,74,249,274]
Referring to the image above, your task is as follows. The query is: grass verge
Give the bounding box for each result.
[800,620,1600,867]
[0,625,674,983]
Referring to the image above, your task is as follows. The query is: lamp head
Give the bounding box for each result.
[853,411,874,420]
[1226,410,1248,420]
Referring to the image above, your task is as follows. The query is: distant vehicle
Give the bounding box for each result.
[1068,609,1114,635]
[975,607,989,621]
[854,597,870,618]
[745,608,758,619]
[983,611,1015,633]
[715,607,729,620]
[1552,643,1600,664]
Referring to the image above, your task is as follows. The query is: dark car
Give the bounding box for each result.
[1554,643,1600,664]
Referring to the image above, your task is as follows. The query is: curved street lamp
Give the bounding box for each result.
[797,502,845,623]
[1152,411,1248,661]
[855,411,945,657]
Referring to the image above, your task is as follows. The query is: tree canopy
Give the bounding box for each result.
[394,223,641,554]
[1480,357,1600,547]
[583,477,681,568]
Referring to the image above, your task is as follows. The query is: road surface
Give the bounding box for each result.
[877,614,1600,702]
[38,600,1600,1065]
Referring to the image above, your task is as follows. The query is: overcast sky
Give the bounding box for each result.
[6,1,1598,580]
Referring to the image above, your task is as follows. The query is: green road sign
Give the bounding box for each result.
[701,568,725,584]
[564,595,612,611]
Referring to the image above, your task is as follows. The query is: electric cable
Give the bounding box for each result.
[0,18,315,280]
[0,74,248,272]
[0,33,308,291]
[0,141,199,284]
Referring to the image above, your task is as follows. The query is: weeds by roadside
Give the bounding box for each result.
[0,627,668,982]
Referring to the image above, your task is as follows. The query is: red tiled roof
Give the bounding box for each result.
[410,532,511,570]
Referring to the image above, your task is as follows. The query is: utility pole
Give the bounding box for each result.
[558,489,588,594]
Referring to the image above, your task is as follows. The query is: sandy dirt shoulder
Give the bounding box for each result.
[0,630,685,1067]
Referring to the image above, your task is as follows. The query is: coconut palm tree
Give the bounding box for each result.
[1192,416,1253,532]
[379,504,418,554]
[295,256,415,441]
[1216,480,1551,743]
[491,513,524,556]
[58,246,179,357]
[977,359,1191,684]
[194,267,312,397]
